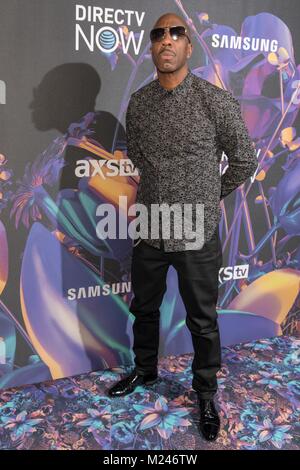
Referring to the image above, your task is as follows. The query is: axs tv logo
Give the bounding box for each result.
[219,264,249,283]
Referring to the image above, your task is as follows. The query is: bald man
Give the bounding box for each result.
[108,12,258,443]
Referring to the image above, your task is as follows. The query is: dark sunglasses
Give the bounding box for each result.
[150,26,191,43]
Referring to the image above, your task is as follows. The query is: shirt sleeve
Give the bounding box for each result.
[125,95,143,175]
[216,92,258,200]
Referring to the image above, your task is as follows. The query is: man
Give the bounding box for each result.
[108,12,258,442]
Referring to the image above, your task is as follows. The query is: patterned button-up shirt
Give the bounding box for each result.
[126,68,258,252]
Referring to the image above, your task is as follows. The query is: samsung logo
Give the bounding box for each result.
[67,281,131,300]
[211,34,278,52]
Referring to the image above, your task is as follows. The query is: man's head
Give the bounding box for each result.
[150,13,193,74]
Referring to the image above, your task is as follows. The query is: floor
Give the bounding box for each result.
[0,335,299,450]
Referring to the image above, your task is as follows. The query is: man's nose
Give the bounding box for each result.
[161,30,173,45]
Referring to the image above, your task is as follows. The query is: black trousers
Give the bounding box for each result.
[129,226,223,399]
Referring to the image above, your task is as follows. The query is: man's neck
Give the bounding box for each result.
[157,67,189,91]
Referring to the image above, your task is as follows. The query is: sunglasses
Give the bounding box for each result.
[150,26,191,43]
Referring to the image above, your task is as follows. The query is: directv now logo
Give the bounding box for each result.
[75,4,145,55]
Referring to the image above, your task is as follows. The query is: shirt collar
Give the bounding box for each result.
[154,69,193,97]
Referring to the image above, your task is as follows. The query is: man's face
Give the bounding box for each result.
[150,17,192,73]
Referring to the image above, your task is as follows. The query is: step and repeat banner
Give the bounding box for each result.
[0,0,300,389]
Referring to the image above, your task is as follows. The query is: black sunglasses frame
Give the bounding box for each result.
[150,26,191,44]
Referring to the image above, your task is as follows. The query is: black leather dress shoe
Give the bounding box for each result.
[107,368,158,397]
[198,397,220,441]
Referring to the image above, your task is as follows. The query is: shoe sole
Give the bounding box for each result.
[108,377,158,397]
[199,423,220,441]
[144,377,158,385]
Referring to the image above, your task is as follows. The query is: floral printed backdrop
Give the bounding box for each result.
[0,1,300,390]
